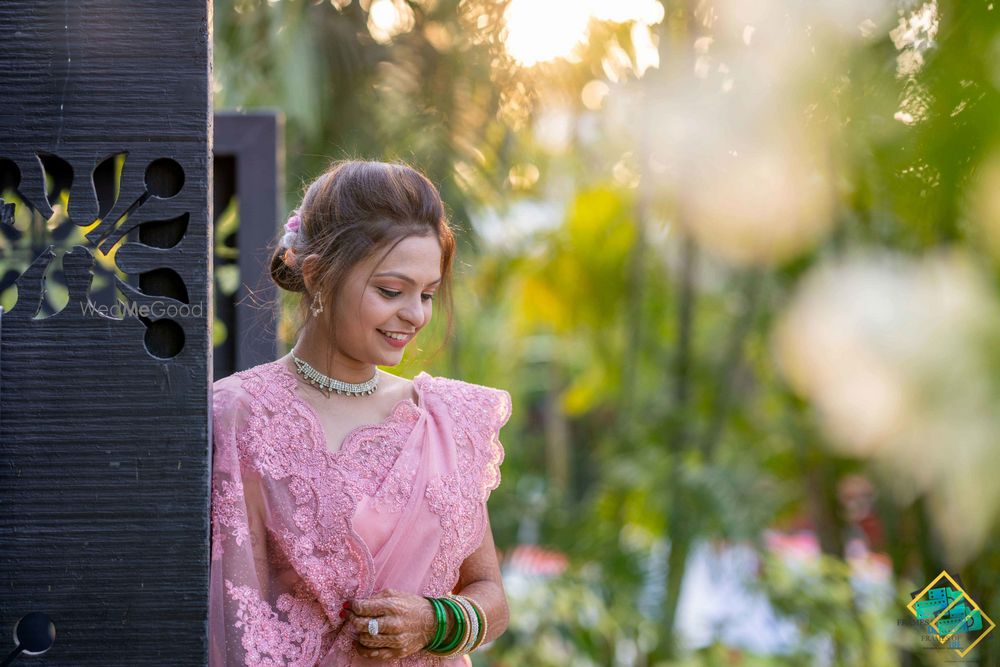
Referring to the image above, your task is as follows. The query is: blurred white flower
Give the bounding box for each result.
[678,128,835,266]
[774,251,1000,563]
[644,0,907,265]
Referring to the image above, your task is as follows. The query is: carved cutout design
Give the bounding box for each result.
[93,152,127,220]
[0,152,192,359]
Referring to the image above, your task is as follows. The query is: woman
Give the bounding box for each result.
[210,161,512,665]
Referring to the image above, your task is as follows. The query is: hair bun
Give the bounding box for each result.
[269,246,306,293]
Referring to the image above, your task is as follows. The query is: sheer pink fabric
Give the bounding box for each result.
[209,360,511,666]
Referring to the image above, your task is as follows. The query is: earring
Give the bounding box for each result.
[310,291,324,318]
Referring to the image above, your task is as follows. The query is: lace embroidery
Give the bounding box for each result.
[371,458,418,514]
[425,469,485,594]
[266,527,294,572]
[233,363,382,615]
[212,477,249,556]
[225,579,331,667]
[335,402,421,498]
[228,362,427,658]
[421,376,512,595]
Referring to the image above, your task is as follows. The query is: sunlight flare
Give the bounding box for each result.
[502,0,664,68]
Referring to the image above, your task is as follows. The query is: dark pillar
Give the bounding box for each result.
[213,111,285,378]
[0,3,211,664]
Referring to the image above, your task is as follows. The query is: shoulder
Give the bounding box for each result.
[212,360,285,411]
[417,372,512,432]
[420,373,511,495]
[212,372,243,397]
[418,371,510,404]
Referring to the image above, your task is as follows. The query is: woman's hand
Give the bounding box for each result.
[345,588,436,661]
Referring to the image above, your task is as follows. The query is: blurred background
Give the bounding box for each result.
[216,0,999,664]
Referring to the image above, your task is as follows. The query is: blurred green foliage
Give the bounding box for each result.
[215,0,1000,664]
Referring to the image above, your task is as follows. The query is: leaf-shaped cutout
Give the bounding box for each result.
[139,267,189,304]
[138,213,188,249]
[36,152,74,212]
[93,152,127,220]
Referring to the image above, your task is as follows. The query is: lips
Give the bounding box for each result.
[378,329,412,346]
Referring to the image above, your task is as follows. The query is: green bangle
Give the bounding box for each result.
[424,596,446,651]
[432,596,466,654]
[441,598,465,653]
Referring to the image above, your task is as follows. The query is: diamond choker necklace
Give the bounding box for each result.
[291,352,379,397]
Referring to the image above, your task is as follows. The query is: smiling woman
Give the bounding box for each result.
[210,160,513,665]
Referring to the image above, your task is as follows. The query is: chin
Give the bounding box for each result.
[378,351,405,366]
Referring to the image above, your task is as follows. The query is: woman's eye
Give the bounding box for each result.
[378,287,433,302]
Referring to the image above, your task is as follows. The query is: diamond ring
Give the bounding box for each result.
[368,618,379,636]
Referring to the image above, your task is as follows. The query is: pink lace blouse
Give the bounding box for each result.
[209,360,512,666]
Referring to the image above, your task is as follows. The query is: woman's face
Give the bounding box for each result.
[331,234,443,367]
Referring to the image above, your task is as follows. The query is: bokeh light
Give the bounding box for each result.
[366,0,415,44]
[502,0,664,68]
[502,0,591,66]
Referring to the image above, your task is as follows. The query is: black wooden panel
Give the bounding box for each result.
[213,112,284,378]
[0,3,210,664]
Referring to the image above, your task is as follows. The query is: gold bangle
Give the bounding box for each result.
[455,597,472,656]
[463,594,489,651]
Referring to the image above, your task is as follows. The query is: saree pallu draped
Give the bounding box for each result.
[209,361,511,666]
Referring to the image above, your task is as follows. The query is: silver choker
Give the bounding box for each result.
[291,353,379,397]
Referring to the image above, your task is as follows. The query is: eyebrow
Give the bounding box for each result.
[373,271,442,287]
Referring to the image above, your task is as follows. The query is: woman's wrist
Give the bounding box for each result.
[421,597,441,648]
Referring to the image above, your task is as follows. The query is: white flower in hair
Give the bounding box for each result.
[281,210,301,247]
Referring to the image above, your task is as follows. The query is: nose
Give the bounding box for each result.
[398,295,426,329]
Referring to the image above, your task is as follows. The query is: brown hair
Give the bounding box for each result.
[269,160,456,364]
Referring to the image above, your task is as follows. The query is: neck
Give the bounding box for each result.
[291,332,377,384]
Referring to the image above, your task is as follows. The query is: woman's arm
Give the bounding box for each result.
[453,510,509,644]
[347,509,509,660]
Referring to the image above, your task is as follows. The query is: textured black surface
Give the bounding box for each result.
[0,2,211,664]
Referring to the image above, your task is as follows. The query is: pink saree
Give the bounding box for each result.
[209,360,511,666]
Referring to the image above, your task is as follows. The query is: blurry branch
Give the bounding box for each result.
[544,362,570,499]
[699,270,763,461]
[670,233,698,445]
[619,100,651,438]
[787,403,845,558]
[659,0,699,657]
[660,230,698,659]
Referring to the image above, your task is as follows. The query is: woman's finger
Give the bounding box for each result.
[357,633,397,649]
[348,597,394,617]
[353,640,399,660]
